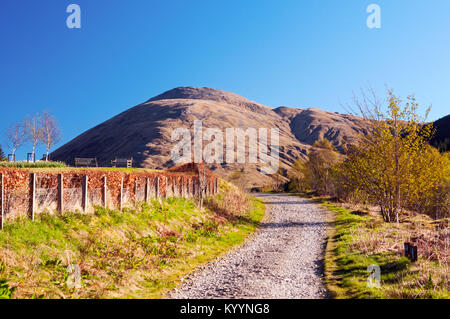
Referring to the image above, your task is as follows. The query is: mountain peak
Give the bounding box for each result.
[148,87,230,102]
[147,86,273,114]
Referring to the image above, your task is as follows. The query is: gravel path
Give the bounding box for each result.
[169,194,329,299]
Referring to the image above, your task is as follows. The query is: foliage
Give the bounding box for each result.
[228,168,248,190]
[288,139,340,195]
[206,180,250,217]
[0,279,16,299]
[339,91,448,222]
[288,90,449,221]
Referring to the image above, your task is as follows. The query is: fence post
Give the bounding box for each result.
[181,178,186,198]
[82,175,88,212]
[134,179,138,205]
[119,177,124,211]
[186,178,190,198]
[155,176,160,199]
[1,173,4,230]
[145,178,149,203]
[103,176,107,209]
[165,177,169,199]
[30,173,36,220]
[194,178,198,197]
[57,174,64,214]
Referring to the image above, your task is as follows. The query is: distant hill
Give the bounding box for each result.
[430,114,450,152]
[51,87,367,187]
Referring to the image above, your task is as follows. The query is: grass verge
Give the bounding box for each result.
[313,196,449,299]
[0,161,67,169]
[0,181,264,299]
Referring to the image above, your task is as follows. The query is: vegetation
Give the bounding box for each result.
[228,169,247,190]
[290,90,449,221]
[39,111,61,160]
[433,137,450,153]
[429,114,450,153]
[339,91,447,222]
[0,161,67,168]
[288,139,340,194]
[315,196,448,299]
[4,110,61,162]
[0,180,264,298]
[5,122,25,160]
[287,90,449,298]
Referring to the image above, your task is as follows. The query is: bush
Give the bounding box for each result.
[207,182,250,217]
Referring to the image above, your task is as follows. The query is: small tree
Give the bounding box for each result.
[24,114,43,162]
[294,139,340,195]
[5,122,25,160]
[39,111,61,161]
[287,158,307,193]
[340,90,436,223]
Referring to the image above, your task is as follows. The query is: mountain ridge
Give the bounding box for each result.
[50,87,369,187]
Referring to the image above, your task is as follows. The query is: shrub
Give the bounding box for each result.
[206,182,250,217]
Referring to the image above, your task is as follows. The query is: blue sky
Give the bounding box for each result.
[1,0,449,159]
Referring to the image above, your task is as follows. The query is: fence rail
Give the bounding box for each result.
[0,170,219,229]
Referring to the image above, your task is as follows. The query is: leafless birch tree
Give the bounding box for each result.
[24,114,43,162]
[5,122,25,160]
[39,111,61,161]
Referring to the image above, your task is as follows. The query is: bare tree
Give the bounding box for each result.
[5,122,25,160]
[39,111,61,161]
[24,114,43,162]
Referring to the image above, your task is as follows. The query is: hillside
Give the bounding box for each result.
[430,114,450,152]
[51,87,366,187]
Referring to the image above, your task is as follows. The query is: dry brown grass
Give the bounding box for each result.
[309,192,447,299]
[206,181,250,218]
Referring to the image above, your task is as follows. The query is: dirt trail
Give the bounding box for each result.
[169,194,329,299]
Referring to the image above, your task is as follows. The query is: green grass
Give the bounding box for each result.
[0,186,264,299]
[314,197,448,299]
[0,162,167,173]
[0,161,67,168]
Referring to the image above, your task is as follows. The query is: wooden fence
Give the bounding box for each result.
[0,170,219,229]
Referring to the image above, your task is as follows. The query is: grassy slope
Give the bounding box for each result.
[316,197,449,299]
[0,181,264,299]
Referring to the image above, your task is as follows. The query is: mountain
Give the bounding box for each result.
[430,115,450,152]
[51,87,366,187]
